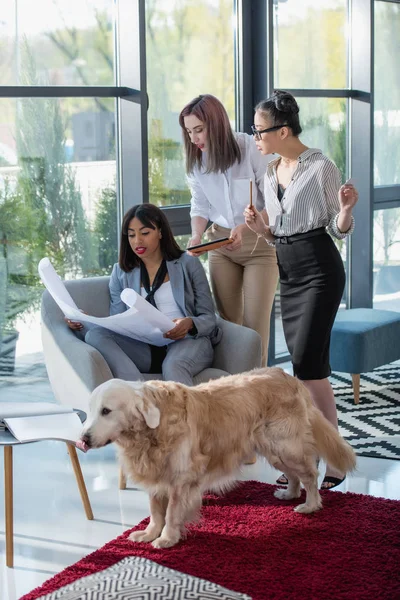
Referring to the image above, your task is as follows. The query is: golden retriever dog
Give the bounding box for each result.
[80,367,356,548]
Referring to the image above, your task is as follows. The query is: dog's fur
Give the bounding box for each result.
[82,367,356,548]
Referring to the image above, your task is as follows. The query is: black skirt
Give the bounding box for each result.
[276,232,345,380]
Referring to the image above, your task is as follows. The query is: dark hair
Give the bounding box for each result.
[119,204,183,272]
[179,94,241,174]
[255,90,302,136]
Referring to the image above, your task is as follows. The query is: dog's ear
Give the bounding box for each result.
[125,381,162,429]
[137,398,160,429]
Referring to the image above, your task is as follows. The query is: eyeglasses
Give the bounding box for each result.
[251,124,289,140]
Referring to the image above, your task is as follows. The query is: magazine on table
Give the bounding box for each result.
[38,257,175,346]
[0,402,86,449]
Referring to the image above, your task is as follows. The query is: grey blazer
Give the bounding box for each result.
[109,252,222,345]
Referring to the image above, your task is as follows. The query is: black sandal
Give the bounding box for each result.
[276,474,288,485]
[321,475,346,490]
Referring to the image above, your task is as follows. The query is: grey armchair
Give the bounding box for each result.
[41,276,262,486]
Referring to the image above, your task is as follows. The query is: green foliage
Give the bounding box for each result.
[148,136,191,206]
[146,0,235,206]
[0,181,43,330]
[275,4,347,89]
[16,41,93,280]
[0,41,97,332]
[0,181,27,262]
[93,184,118,274]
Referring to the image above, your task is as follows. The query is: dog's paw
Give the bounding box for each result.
[129,529,160,543]
[151,535,180,549]
[294,502,322,514]
[274,488,301,501]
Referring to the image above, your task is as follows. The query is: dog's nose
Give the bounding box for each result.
[81,433,92,447]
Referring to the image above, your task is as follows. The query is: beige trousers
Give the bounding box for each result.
[206,223,279,366]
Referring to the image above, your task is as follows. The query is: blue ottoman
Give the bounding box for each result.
[330,308,400,404]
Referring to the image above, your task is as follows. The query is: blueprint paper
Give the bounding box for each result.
[38,258,175,346]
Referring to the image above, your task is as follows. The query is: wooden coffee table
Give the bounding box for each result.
[0,409,93,568]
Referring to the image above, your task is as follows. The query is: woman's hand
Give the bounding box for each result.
[164,317,194,341]
[65,309,87,331]
[65,317,83,331]
[226,224,245,252]
[244,205,268,235]
[339,183,358,211]
[187,233,206,256]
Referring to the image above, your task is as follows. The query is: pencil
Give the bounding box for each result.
[249,179,253,209]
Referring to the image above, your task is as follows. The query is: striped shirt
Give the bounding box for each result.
[264,148,354,239]
[188,132,273,229]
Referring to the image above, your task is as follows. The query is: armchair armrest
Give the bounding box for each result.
[212,318,262,374]
[41,302,112,412]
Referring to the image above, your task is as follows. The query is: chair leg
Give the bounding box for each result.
[351,374,360,405]
[119,466,127,490]
[66,443,94,520]
[4,446,14,568]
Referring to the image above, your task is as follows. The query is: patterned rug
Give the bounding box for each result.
[21,481,400,600]
[32,557,250,600]
[332,364,400,460]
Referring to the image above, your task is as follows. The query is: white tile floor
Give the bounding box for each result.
[0,439,400,600]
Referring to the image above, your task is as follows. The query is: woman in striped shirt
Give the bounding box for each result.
[245,90,358,490]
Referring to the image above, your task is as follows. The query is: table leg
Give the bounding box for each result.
[4,446,14,568]
[66,444,94,520]
[119,467,127,490]
[351,373,361,405]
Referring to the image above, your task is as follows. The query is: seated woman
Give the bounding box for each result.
[67,203,221,385]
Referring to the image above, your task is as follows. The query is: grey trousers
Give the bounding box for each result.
[84,326,214,386]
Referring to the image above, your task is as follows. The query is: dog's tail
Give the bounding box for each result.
[310,407,356,474]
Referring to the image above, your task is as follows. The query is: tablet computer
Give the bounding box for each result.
[188,237,233,253]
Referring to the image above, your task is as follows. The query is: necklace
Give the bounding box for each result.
[281,157,298,167]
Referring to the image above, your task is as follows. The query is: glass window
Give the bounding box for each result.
[374,1,400,186]
[0,0,115,86]
[0,96,117,375]
[297,98,347,175]
[146,0,236,207]
[273,0,348,89]
[174,232,209,275]
[373,207,400,311]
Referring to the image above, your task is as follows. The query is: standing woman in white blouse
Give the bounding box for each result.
[179,94,279,366]
[244,90,358,490]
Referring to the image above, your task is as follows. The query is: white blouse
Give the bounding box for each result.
[141,282,184,321]
[264,148,355,239]
[188,132,273,229]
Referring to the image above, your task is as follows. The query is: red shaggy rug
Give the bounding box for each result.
[22,481,400,600]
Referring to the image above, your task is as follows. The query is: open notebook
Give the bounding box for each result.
[0,403,86,449]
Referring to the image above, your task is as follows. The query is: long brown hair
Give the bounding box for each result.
[119,204,183,272]
[179,94,241,174]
